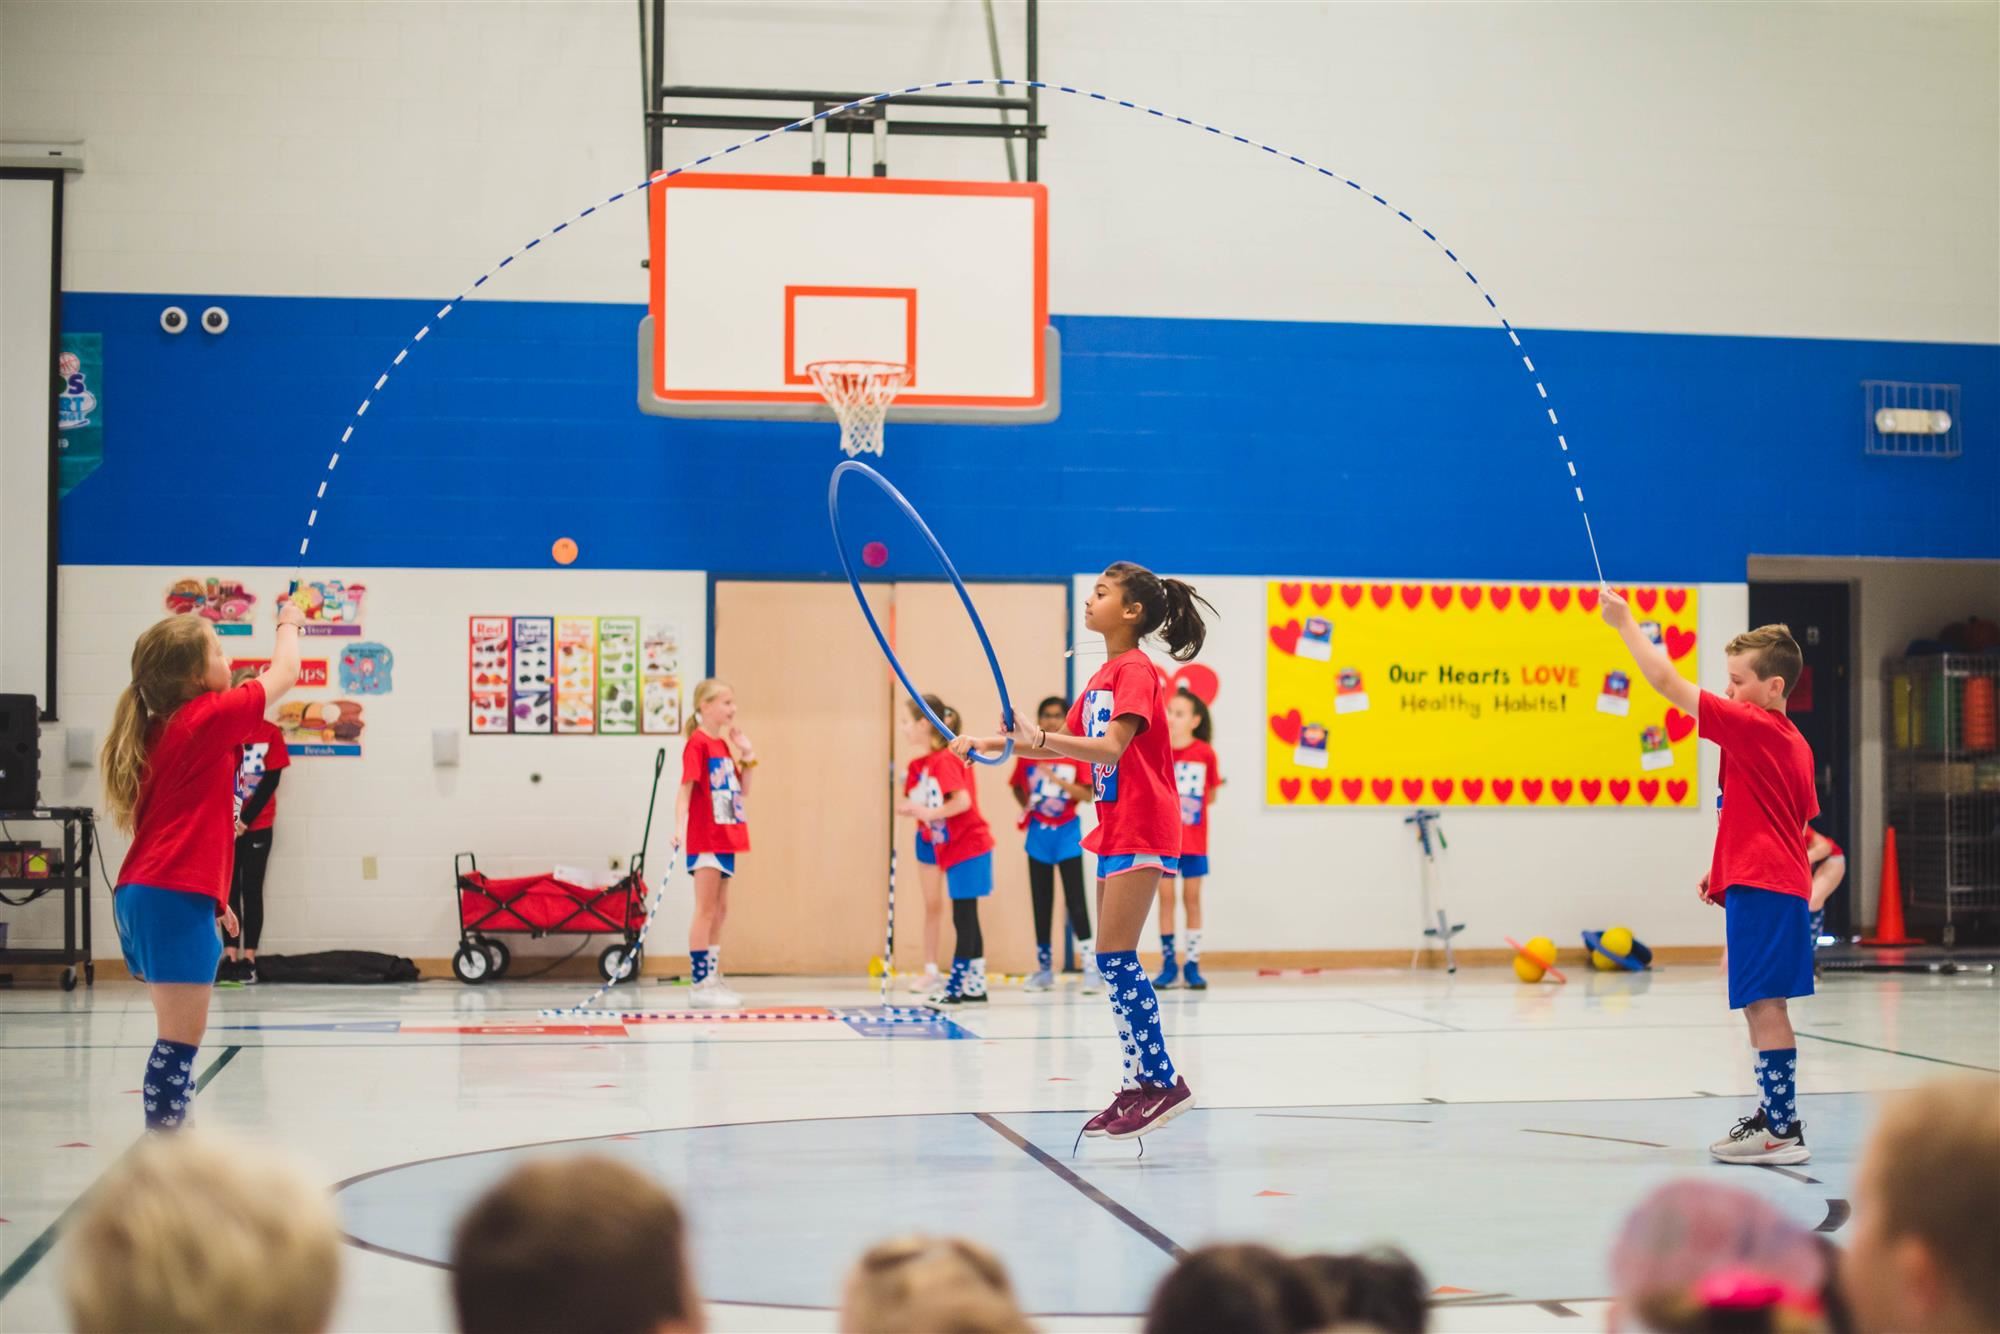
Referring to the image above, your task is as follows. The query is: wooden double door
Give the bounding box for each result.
[711,580,1069,974]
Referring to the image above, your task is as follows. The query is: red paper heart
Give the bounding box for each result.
[1431,778,1455,802]
[1269,709,1303,744]
[1269,620,1302,655]
[1340,778,1364,802]
[1430,585,1453,610]
[1280,582,1303,606]
[1549,588,1572,612]
[1462,778,1484,802]
[1667,778,1690,804]
[1665,627,1697,660]
[1166,663,1220,704]
[1459,586,1483,610]
[1665,589,1688,614]
[1371,778,1395,803]
[1520,588,1542,611]
[1370,584,1394,609]
[1309,583,1333,607]
[1340,583,1364,609]
[1492,778,1515,802]
[1609,778,1632,804]
[1490,586,1513,611]
[1634,589,1658,613]
[1579,588,1600,613]
[1400,585,1423,609]
[1279,777,1302,803]
[1551,779,1574,803]
[1665,708,1695,743]
[1310,778,1334,803]
[1580,778,1603,804]
[1522,779,1545,803]
[1401,778,1424,803]
[1638,779,1661,805]
[1617,586,1632,605]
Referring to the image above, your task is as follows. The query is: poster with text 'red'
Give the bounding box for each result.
[555,617,598,734]
[510,617,554,734]
[1264,581,1700,808]
[597,617,640,734]
[641,622,682,735]
[469,617,512,734]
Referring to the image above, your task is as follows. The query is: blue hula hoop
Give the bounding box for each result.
[829,460,1016,766]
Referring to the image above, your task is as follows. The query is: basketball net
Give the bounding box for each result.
[808,360,908,457]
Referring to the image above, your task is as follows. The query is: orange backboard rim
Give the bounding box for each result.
[648,172,1048,409]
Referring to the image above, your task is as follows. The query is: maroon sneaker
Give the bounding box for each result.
[1082,1089,1139,1138]
[1105,1077,1194,1140]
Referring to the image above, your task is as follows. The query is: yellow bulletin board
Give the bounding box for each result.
[1265,581,1700,808]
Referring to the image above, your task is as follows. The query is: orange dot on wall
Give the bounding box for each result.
[551,537,578,566]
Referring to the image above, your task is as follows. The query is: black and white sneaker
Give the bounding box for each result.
[1709,1109,1809,1165]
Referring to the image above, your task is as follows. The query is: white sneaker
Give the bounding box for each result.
[1081,959,1105,993]
[1023,968,1055,991]
[710,978,744,1007]
[1709,1110,1809,1165]
[688,979,742,1010]
[906,968,941,995]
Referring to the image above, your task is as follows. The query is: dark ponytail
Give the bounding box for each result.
[1176,688,1213,743]
[1104,561,1214,663]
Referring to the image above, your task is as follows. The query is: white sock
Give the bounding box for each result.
[710,944,721,979]
[1185,929,1203,963]
[965,958,988,996]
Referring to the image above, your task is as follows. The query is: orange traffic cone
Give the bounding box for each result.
[1863,825,1921,946]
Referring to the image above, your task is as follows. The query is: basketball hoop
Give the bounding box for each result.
[808,360,908,457]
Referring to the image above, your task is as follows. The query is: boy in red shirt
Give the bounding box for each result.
[1603,592,1817,1164]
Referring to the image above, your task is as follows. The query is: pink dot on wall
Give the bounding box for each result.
[861,541,888,568]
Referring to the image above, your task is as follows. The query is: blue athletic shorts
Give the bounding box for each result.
[687,852,736,878]
[1179,854,1211,880]
[1725,885,1816,1009]
[114,884,223,985]
[913,837,936,866]
[1024,820,1083,865]
[1098,853,1180,881]
[945,852,993,901]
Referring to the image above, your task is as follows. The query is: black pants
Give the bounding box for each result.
[228,829,273,951]
[951,896,984,959]
[1028,855,1091,947]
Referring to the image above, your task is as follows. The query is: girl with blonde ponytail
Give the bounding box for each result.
[105,601,306,1130]
[673,678,756,1008]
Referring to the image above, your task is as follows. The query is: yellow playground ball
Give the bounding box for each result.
[1592,926,1636,971]
[1513,936,1558,983]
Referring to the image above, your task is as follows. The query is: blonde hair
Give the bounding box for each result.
[910,694,960,751]
[689,678,731,730]
[1725,624,1804,696]
[101,616,215,832]
[841,1234,1032,1334]
[1864,1077,2000,1320]
[62,1132,341,1334]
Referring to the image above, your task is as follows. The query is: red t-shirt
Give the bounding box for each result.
[906,749,994,870]
[118,680,269,907]
[681,730,749,854]
[1009,755,1090,828]
[1701,692,1817,900]
[1068,648,1180,859]
[234,720,292,833]
[1171,739,1221,857]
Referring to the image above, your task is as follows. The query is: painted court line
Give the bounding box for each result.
[1519,1127,1669,1149]
[1796,1030,1998,1073]
[974,1112,1185,1260]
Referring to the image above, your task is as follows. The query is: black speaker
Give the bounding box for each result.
[0,694,40,811]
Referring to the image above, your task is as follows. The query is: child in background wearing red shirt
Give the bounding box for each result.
[1603,593,1818,1164]
[675,678,756,1010]
[1009,694,1097,993]
[221,666,292,985]
[103,603,307,1130]
[899,695,996,1004]
[1156,689,1222,991]
[957,562,1212,1142]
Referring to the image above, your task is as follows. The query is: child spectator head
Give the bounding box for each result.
[1142,1242,1335,1334]
[840,1234,1031,1334]
[1293,1247,1430,1334]
[1610,1180,1832,1333]
[451,1156,701,1334]
[1844,1077,2000,1333]
[63,1132,341,1334]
